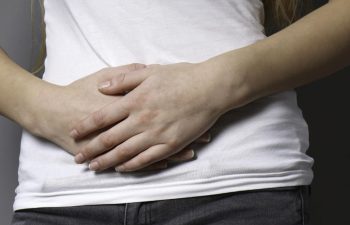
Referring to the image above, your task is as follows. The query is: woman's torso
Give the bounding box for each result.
[14,0,314,211]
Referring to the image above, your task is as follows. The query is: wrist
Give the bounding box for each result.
[21,79,64,138]
[199,48,254,115]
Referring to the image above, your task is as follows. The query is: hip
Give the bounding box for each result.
[11,185,311,225]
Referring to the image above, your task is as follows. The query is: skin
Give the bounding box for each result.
[1,0,349,172]
[69,0,350,172]
[0,55,208,171]
[72,62,226,172]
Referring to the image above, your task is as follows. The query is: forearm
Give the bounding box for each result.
[0,47,57,134]
[206,0,350,113]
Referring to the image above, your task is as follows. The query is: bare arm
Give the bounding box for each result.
[0,47,57,135]
[0,47,137,150]
[68,0,350,172]
[204,0,350,112]
[0,49,196,168]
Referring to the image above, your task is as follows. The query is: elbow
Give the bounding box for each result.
[0,46,9,56]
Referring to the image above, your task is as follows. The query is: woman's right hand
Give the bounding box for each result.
[35,66,129,156]
[29,64,209,171]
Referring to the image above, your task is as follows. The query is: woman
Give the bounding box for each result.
[1,0,349,224]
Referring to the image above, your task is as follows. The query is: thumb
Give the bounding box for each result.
[98,67,149,95]
[99,63,146,80]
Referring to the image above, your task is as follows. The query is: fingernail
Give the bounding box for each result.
[115,165,125,172]
[200,133,211,143]
[75,153,85,163]
[98,81,111,89]
[181,150,195,161]
[187,150,195,158]
[89,161,99,171]
[70,129,78,138]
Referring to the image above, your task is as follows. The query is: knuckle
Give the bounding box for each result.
[124,101,134,111]
[130,94,148,108]
[100,134,115,149]
[153,126,167,136]
[130,63,138,70]
[92,110,105,127]
[119,102,133,117]
[99,67,110,74]
[178,62,192,67]
[129,63,146,71]
[80,146,93,160]
[167,138,180,149]
[136,110,157,125]
[135,155,153,166]
[124,100,135,111]
[117,148,132,160]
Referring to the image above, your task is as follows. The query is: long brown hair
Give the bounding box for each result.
[264,0,313,34]
[31,0,312,74]
[31,0,45,74]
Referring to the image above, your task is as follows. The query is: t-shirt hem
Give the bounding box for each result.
[13,169,313,211]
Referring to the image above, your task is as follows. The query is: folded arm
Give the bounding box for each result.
[0,49,199,169]
[71,0,350,172]
[0,47,54,135]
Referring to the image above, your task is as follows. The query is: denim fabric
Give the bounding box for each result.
[11,186,311,225]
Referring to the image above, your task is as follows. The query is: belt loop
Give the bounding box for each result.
[124,203,128,225]
[298,186,305,225]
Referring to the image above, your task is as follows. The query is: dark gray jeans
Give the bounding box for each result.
[11,186,311,225]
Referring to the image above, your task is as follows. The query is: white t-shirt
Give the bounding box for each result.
[13,0,314,211]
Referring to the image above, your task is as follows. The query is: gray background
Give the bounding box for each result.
[0,0,33,224]
[0,0,349,225]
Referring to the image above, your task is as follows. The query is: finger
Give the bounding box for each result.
[87,132,153,171]
[138,160,168,171]
[146,63,161,68]
[194,132,211,143]
[70,99,129,140]
[96,63,146,84]
[167,149,195,162]
[113,63,147,72]
[115,144,173,172]
[74,117,137,164]
[98,68,149,95]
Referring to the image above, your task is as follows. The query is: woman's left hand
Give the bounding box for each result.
[71,62,231,172]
